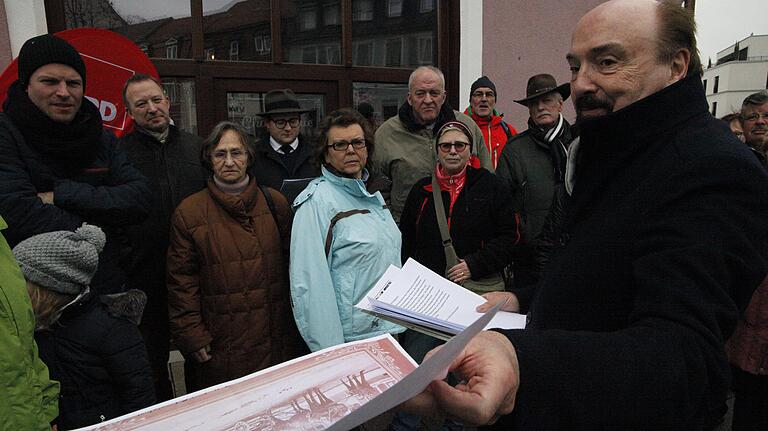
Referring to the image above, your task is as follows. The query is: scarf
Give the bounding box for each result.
[213,174,250,195]
[4,80,103,173]
[435,163,467,224]
[528,114,573,182]
[136,123,170,144]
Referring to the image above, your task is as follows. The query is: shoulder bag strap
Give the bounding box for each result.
[431,174,460,269]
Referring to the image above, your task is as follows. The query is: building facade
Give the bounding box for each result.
[703,34,768,118]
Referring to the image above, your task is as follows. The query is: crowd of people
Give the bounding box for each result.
[0,0,766,430]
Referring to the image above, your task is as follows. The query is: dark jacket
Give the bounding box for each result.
[118,126,206,319]
[247,133,319,203]
[36,295,155,430]
[493,75,768,430]
[400,166,519,279]
[496,118,572,289]
[167,178,306,391]
[726,274,768,375]
[0,114,151,294]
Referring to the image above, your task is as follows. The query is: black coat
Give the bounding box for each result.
[36,296,155,430]
[0,114,150,294]
[247,133,319,203]
[118,126,206,319]
[400,166,519,279]
[494,76,768,430]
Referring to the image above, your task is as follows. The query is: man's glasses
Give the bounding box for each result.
[272,118,301,129]
[438,141,469,152]
[742,112,768,122]
[471,91,496,99]
[212,149,247,162]
[328,139,367,151]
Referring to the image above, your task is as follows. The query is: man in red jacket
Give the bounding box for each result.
[464,76,517,168]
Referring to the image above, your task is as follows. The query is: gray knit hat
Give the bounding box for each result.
[12,224,106,295]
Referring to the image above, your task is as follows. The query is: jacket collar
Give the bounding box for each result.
[398,100,457,134]
[255,133,313,166]
[206,176,260,222]
[577,74,708,161]
[464,107,503,127]
[321,165,376,199]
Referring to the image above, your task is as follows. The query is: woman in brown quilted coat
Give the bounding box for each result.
[167,121,305,392]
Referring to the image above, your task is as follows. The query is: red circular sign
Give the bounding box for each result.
[0,28,159,137]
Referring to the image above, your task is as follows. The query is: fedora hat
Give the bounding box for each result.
[514,74,570,106]
[257,89,312,116]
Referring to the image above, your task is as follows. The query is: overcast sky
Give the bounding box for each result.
[111,0,768,62]
[695,0,767,61]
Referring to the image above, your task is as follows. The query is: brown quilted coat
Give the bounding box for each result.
[167,178,306,390]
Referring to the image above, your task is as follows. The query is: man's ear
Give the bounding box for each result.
[670,48,690,82]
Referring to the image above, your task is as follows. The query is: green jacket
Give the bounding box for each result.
[373,105,492,223]
[0,215,59,430]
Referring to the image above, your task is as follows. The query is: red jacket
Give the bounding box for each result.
[464,108,517,169]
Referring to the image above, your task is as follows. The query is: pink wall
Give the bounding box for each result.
[481,0,607,130]
[0,2,12,69]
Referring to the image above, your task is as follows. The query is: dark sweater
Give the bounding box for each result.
[494,75,768,430]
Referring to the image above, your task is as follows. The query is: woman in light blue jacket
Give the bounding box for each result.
[290,109,404,351]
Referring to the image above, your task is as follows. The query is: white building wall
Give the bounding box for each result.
[459,0,483,105]
[717,34,768,60]
[3,0,48,56]
[704,60,768,116]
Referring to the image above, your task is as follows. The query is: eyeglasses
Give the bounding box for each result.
[271,118,301,129]
[438,141,469,152]
[212,149,247,162]
[742,112,768,122]
[328,139,367,151]
[471,91,496,99]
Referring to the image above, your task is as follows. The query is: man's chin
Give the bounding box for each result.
[576,108,610,123]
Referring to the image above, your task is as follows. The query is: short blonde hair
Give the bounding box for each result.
[27,281,75,331]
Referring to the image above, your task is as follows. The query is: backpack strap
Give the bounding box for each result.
[500,120,513,140]
[259,185,281,233]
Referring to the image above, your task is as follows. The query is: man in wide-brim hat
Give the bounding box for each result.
[495,73,575,307]
[249,89,319,202]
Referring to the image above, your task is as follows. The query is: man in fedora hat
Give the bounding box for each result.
[118,73,206,402]
[496,73,574,305]
[250,89,319,202]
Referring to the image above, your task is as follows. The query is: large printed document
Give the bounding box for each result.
[74,301,503,431]
[357,258,527,338]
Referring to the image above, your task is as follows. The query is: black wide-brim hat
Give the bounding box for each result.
[257,89,313,116]
[514,74,570,106]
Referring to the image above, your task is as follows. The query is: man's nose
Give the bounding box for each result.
[54,82,70,98]
[571,66,597,97]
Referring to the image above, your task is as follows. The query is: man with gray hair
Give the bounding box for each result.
[403,1,767,428]
[372,66,492,222]
[741,90,768,154]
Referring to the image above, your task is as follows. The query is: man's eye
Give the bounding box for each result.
[599,58,617,67]
[569,66,579,73]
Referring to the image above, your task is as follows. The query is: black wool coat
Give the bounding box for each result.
[400,166,519,279]
[493,75,768,430]
[248,133,320,203]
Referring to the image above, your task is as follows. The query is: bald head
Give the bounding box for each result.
[567,0,693,122]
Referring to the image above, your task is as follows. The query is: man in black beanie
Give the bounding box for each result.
[0,34,150,295]
[464,75,517,169]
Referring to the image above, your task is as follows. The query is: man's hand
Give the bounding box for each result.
[477,291,520,313]
[401,331,520,426]
[192,345,212,363]
[446,260,471,284]
[37,191,54,204]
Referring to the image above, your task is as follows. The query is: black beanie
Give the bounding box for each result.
[18,34,86,89]
[470,76,496,100]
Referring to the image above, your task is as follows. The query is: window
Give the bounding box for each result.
[385,38,402,67]
[323,2,340,25]
[417,36,433,64]
[711,101,717,117]
[299,8,318,31]
[419,0,435,13]
[302,46,318,63]
[254,34,271,55]
[205,48,215,60]
[713,76,719,93]
[353,0,374,21]
[165,38,178,59]
[387,0,403,17]
[230,41,239,61]
[355,41,373,66]
[326,45,341,64]
[702,79,707,93]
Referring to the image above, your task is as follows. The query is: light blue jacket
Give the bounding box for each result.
[290,166,404,351]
